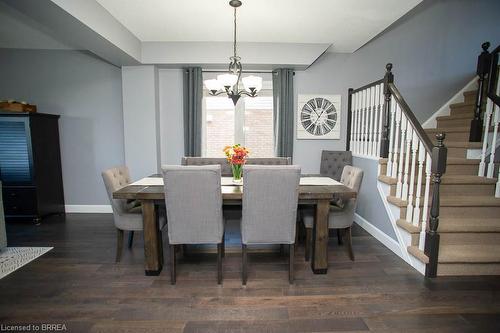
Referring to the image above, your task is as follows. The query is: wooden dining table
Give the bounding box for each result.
[113,174,356,276]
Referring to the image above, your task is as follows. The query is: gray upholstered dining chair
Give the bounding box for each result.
[162,165,225,285]
[319,151,352,181]
[181,157,291,177]
[102,166,149,262]
[240,165,301,285]
[302,165,364,261]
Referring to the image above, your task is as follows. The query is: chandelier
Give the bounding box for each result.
[203,0,262,105]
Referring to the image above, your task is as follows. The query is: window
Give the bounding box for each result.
[202,73,274,157]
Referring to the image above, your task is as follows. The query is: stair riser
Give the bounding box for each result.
[464,93,477,104]
[400,207,500,219]
[447,147,467,158]
[437,263,500,276]
[440,232,500,245]
[437,118,472,128]
[389,183,495,197]
[444,164,479,175]
[449,109,474,117]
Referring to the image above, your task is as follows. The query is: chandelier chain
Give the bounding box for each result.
[233,6,237,58]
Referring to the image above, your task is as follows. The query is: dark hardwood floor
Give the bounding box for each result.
[1,214,499,333]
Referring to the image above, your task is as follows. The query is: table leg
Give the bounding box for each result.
[311,199,330,274]
[142,201,163,276]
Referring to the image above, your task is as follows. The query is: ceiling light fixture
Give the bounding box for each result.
[203,0,262,105]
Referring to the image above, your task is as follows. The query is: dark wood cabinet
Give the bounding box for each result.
[0,112,65,223]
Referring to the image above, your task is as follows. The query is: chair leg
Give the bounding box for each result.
[170,245,176,285]
[279,244,284,256]
[337,229,344,245]
[115,229,124,263]
[217,243,223,285]
[346,227,355,261]
[289,244,294,284]
[242,244,247,285]
[128,231,134,249]
[305,228,312,262]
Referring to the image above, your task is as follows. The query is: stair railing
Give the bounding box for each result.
[347,64,447,277]
[474,43,500,197]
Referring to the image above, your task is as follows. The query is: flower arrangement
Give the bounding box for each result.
[223,144,250,183]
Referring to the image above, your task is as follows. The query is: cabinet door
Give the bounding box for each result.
[0,117,34,185]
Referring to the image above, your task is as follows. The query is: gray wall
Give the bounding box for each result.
[352,157,396,240]
[0,48,124,205]
[294,0,500,173]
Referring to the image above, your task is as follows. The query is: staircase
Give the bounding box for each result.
[379,89,500,276]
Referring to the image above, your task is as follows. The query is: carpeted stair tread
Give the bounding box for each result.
[378,174,496,186]
[438,245,500,263]
[379,157,481,165]
[387,195,500,208]
[398,218,500,234]
[407,246,429,264]
[436,114,474,121]
[396,219,420,233]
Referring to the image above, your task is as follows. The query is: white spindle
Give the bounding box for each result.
[391,102,401,179]
[487,102,499,178]
[402,124,412,201]
[478,98,492,177]
[396,112,407,198]
[369,86,376,156]
[376,84,384,157]
[406,130,418,222]
[354,93,360,153]
[351,93,357,153]
[386,96,396,177]
[419,153,432,251]
[413,140,425,226]
[361,90,367,156]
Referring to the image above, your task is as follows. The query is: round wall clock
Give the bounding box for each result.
[297,94,341,140]
[300,97,337,136]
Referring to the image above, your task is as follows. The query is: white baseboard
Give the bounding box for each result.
[354,213,402,258]
[65,205,112,213]
[422,76,477,129]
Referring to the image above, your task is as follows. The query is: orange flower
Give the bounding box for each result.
[223,143,249,165]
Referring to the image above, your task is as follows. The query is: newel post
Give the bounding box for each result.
[380,63,394,158]
[346,88,354,151]
[425,133,447,278]
[470,42,491,142]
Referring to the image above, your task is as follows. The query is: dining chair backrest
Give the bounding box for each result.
[102,166,132,216]
[319,151,352,181]
[340,165,363,193]
[181,157,291,177]
[241,165,301,245]
[162,165,224,244]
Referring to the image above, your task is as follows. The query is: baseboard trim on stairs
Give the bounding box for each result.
[422,76,477,129]
[354,213,402,258]
[65,205,112,213]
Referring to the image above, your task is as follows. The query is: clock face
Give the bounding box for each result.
[300,97,338,136]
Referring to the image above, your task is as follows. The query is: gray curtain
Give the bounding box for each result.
[273,69,294,158]
[183,67,203,157]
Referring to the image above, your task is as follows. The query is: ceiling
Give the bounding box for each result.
[95,0,422,53]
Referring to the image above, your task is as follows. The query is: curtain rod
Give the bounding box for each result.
[201,70,295,75]
[202,70,276,74]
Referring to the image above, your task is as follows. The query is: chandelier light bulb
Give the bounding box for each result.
[217,74,239,89]
[242,75,263,94]
[204,79,222,93]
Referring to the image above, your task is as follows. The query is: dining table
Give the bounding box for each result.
[113,174,357,276]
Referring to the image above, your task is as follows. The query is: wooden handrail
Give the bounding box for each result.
[388,83,434,153]
[351,79,384,94]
